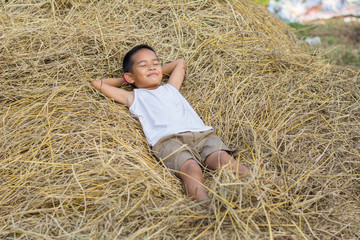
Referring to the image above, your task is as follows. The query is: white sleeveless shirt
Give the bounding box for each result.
[129,84,212,146]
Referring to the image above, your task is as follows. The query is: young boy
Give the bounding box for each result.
[91,44,250,209]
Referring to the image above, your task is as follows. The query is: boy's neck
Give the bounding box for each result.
[139,84,161,90]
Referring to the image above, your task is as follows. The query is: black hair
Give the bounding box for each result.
[123,44,156,73]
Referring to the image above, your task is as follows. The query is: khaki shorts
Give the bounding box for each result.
[152,130,231,176]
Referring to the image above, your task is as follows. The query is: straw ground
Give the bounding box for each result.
[1,0,359,239]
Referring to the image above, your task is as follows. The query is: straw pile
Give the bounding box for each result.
[1,0,359,239]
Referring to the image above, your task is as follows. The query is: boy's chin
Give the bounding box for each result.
[150,79,162,86]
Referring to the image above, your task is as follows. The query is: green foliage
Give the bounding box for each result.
[289,21,360,67]
[288,22,318,39]
[251,0,269,6]
[325,36,334,44]
[339,49,360,66]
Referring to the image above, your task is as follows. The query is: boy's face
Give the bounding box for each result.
[125,48,163,89]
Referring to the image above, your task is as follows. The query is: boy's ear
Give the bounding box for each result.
[124,73,134,84]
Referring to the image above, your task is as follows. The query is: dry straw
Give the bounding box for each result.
[1,0,359,239]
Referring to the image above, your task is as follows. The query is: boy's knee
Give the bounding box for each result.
[219,150,232,159]
[211,150,232,163]
[179,159,201,174]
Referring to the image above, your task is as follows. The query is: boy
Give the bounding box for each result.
[91,44,250,210]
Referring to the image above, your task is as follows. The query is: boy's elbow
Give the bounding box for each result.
[91,79,100,89]
[178,59,186,71]
[178,58,186,66]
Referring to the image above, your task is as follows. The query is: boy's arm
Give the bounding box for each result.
[163,59,186,91]
[91,78,134,107]
[93,77,126,87]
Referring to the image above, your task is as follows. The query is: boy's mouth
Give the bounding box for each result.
[147,73,158,77]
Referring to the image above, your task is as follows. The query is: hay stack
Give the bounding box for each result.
[1,0,359,239]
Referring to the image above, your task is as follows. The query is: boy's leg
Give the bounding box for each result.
[204,150,250,178]
[178,159,210,202]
